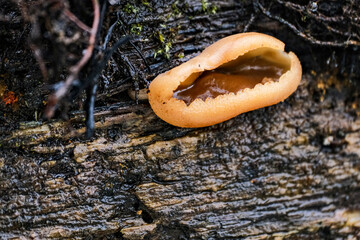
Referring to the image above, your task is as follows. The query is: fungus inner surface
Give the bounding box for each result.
[173,47,291,105]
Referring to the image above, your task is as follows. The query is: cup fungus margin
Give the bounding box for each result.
[148,32,302,128]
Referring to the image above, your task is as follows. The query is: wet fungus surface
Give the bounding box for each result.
[173,48,291,105]
[148,33,302,128]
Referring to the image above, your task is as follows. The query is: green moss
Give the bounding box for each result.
[201,0,217,14]
[208,5,217,14]
[171,1,181,15]
[124,3,138,14]
[165,42,172,54]
[153,31,173,59]
[177,52,184,59]
[130,23,143,35]
[141,0,149,6]
[201,0,209,11]
[157,31,165,43]
[153,49,163,59]
[141,0,152,11]
[150,7,185,60]
[154,41,172,59]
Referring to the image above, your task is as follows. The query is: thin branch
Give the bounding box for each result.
[324,23,360,41]
[30,43,48,80]
[276,0,345,23]
[63,8,92,33]
[117,16,151,72]
[243,13,256,32]
[103,16,118,49]
[85,83,97,138]
[128,41,151,73]
[256,0,360,47]
[275,0,360,40]
[45,0,100,118]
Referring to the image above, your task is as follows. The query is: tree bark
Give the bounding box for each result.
[0,0,359,239]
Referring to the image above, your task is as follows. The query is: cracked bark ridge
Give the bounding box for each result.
[0,0,360,239]
[1,75,359,239]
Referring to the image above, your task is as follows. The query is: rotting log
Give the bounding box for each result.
[1,74,359,239]
[0,0,360,239]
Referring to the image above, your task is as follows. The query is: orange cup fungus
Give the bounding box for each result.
[148,32,302,128]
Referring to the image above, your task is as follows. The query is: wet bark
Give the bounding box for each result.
[1,0,360,239]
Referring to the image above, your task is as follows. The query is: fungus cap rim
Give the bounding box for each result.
[148,32,302,128]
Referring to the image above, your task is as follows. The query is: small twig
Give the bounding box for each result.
[104,36,131,65]
[117,52,140,102]
[45,0,100,118]
[275,0,360,39]
[243,13,256,32]
[324,23,360,41]
[117,16,151,72]
[103,17,118,49]
[276,0,359,28]
[96,0,107,45]
[30,43,48,80]
[256,0,360,47]
[83,36,130,137]
[276,0,345,23]
[13,24,29,54]
[63,8,92,33]
[85,82,97,138]
[68,0,99,79]
[96,80,132,101]
[128,41,151,73]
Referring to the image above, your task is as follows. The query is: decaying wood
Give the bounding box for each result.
[1,74,359,239]
[0,0,360,239]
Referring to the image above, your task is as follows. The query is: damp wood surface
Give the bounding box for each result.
[1,74,359,239]
[1,0,360,239]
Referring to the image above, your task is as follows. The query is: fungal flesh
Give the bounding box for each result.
[148,33,302,128]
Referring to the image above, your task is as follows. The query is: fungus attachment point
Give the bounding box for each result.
[149,33,302,128]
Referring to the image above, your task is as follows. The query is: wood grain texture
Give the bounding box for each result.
[0,0,359,239]
[1,75,359,239]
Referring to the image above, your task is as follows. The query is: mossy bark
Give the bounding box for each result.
[0,0,359,239]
